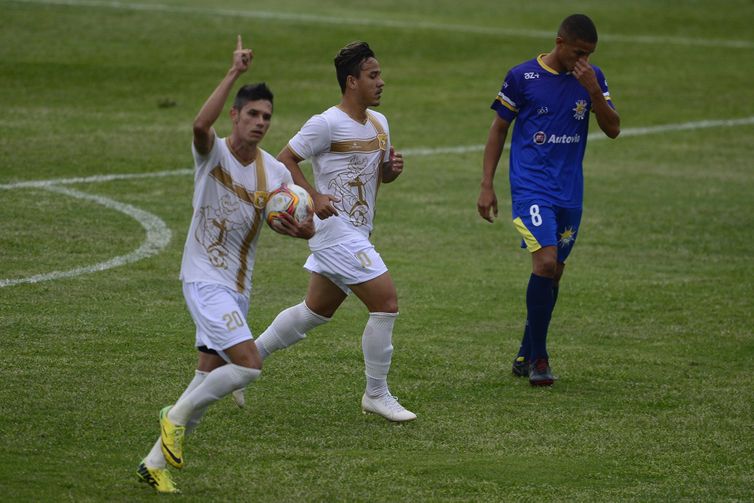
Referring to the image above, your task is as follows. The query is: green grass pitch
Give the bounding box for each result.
[1,0,753,500]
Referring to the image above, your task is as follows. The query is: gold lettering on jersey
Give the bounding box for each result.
[330,137,383,153]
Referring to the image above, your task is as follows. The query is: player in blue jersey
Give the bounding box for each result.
[477,14,620,386]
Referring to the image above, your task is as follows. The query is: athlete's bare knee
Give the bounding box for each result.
[226,341,263,370]
[380,298,399,314]
[197,352,225,372]
[306,298,340,319]
[305,274,346,318]
[534,259,557,278]
[236,355,262,370]
[363,289,398,313]
[532,247,557,278]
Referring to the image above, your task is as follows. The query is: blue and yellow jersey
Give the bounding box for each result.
[491,54,614,208]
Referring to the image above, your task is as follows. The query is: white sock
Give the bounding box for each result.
[362,312,397,397]
[255,301,330,359]
[168,364,260,425]
[145,370,207,468]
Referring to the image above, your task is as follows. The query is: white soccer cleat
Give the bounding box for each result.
[361,393,416,422]
[231,388,246,408]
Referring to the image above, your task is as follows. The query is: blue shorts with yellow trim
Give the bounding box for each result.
[511,200,582,263]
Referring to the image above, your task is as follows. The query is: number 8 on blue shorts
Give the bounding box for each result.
[511,200,583,263]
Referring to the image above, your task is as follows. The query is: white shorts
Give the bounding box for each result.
[304,239,388,294]
[182,282,253,362]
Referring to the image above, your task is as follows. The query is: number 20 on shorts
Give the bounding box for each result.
[223,311,245,331]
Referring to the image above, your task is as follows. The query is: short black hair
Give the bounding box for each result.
[233,82,274,110]
[334,41,375,93]
[558,14,598,44]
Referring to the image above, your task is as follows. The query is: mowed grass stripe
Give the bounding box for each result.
[4,0,754,48]
[2,115,753,190]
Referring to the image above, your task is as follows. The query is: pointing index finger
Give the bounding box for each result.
[236,34,242,51]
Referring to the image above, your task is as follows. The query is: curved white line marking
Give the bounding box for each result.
[0,185,172,288]
[1,115,751,287]
[5,0,754,49]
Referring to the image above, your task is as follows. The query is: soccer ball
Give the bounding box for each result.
[265,183,313,230]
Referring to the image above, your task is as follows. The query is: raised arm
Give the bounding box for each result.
[573,59,620,139]
[477,115,510,223]
[193,35,254,154]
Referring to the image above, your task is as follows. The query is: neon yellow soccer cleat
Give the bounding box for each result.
[137,461,180,494]
[159,406,186,469]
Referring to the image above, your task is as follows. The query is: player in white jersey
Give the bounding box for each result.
[243,41,416,423]
[136,36,313,494]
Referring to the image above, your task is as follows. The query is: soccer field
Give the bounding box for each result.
[1,0,753,500]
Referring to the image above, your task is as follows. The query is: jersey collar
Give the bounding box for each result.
[226,137,258,167]
[536,53,560,75]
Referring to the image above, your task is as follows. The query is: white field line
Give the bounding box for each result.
[1,115,752,287]
[1,116,752,190]
[0,168,194,190]
[5,0,754,49]
[0,185,172,287]
[404,116,754,156]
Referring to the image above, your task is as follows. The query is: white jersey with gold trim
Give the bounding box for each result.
[287,106,390,251]
[180,136,293,296]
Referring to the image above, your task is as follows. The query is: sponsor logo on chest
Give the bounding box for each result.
[533,131,582,145]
